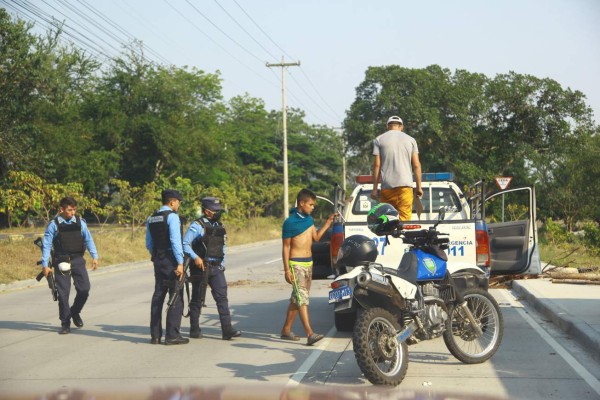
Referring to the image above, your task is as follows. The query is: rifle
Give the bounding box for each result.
[198,260,209,309]
[166,256,190,316]
[34,237,58,301]
[196,241,210,310]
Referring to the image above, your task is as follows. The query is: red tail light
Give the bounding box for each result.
[331,279,349,289]
[475,228,490,268]
[403,224,422,230]
[330,222,344,260]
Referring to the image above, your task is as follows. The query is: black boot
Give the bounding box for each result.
[222,329,241,340]
[190,328,203,339]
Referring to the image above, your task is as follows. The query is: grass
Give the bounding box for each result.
[539,242,600,273]
[0,217,282,285]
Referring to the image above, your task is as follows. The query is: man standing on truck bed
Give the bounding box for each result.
[371,115,423,221]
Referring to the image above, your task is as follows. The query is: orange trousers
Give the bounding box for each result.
[380,186,413,221]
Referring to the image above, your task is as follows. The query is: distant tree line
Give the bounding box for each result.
[0,10,342,227]
[344,65,599,230]
[1,10,598,231]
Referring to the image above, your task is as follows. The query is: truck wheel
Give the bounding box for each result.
[334,311,356,332]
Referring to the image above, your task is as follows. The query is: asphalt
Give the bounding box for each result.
[1,251,598,362]
[511,276,600,361]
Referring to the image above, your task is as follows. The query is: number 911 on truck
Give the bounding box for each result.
[318,172,540,332]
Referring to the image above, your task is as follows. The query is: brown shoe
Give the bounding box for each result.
[307,333,324,346]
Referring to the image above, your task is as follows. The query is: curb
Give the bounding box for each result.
[512,280,600,362]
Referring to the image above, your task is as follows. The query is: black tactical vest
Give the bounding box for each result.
[191,217,225,260]
[53,216,85,256]
[148,210,182,257]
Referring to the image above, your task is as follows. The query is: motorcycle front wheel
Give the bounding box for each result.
[443,288,504,364]
[352,307,408,386]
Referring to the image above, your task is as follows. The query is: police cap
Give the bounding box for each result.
[202,197,223,211]
[161,189,183,203]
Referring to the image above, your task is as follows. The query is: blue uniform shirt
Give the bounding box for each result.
[145,205,184,264]
[183,219,226,266]
[41,216,99,268]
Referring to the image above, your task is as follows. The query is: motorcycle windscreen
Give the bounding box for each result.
[415,248,447,281]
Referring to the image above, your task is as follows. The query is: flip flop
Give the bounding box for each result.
[307,333,324,346]
[280,332,300,341]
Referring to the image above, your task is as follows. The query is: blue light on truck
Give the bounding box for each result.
[421,172,454,182]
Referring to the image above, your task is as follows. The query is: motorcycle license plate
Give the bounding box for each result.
[328,286,352,304]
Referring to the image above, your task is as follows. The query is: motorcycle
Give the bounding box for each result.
[329,209,504,386]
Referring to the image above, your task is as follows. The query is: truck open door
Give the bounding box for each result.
[485,187,541,275]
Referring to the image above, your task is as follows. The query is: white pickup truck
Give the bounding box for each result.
[324,172,541,331]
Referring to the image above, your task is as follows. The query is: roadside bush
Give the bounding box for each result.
[583,222,600,255]
[540,218,571,245]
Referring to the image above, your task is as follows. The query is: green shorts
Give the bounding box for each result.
[289,258,313,306]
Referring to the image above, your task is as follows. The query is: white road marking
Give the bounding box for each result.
[265,258,281,264]
[286,326,337,386]
[499,290,600,396]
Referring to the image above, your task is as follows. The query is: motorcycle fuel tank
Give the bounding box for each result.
[415,248,447,281]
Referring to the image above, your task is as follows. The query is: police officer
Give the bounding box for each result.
[41,196,99,334]
[183,196,241,340]
[146,189,189,345]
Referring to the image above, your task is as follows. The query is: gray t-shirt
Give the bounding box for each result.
[373,130,419,189]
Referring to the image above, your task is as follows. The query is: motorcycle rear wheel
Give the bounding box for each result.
[443,288,504,364]
[352,307,408,386]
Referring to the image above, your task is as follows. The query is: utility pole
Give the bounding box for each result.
[266,57,300,218]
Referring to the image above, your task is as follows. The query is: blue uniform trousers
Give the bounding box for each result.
[189,264,232,334]
[150,255,184,340]
[54,255,90,328]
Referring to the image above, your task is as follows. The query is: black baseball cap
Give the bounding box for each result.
[161,189,183,203]
[202,197,223,211]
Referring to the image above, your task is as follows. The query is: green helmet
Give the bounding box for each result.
[367,203,399,235]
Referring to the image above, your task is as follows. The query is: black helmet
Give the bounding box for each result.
[367,203,400,235]
[336,235,378,267]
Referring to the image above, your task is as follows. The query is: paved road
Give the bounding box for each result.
[1,240,599,399]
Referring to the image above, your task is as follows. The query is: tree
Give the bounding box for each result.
[343,65,597,227]
[88,50,224,187]
[0,171,90,227]
[0,11,100,183]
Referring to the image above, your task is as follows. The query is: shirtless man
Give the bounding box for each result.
[280,188,335,346]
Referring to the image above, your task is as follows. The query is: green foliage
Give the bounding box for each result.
[583,223,600,254]
[539,218,571,246]
[2,13,598,238]
[0,171,91,227]
[344,64,597,229]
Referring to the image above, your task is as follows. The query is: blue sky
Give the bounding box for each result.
[6,0,600,127]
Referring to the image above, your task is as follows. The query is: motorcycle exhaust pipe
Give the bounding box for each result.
[356,271,395,297]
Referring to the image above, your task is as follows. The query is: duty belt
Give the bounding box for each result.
[206,260,224,269]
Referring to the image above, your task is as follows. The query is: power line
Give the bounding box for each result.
[44,0,124,56]
[299,67,344,120]
[76,0,172,65]
[184,0,265,65]
[163,0,278,91]
[231,0,295,61]
[230,0,342,125]
[213,0,278,62]
[6,0,112,62]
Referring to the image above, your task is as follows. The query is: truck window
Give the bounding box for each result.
[351,187,462,215]
[428,188,462,213]
[351,189,378,215]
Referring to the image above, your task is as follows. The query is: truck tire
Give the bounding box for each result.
[334,311,356,332]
